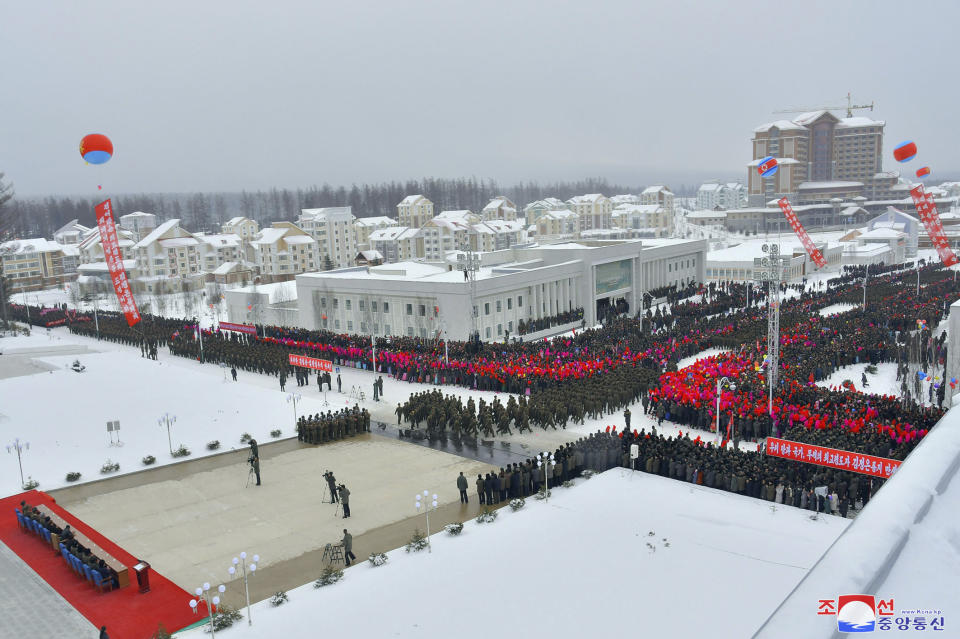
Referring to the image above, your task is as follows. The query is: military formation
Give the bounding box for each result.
[297,405,371,444]
[398,390,534,438]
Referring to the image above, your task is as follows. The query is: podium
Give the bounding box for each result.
[134,561,151,593]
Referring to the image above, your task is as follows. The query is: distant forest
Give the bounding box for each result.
[6,177,700,240]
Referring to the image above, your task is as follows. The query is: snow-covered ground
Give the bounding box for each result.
[815,362,899,395]
[0,328,510,498]
[177,470,849,639]
[817,302,857,317]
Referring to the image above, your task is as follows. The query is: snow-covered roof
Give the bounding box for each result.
[837,115,884,128]
[133,219,182,249]
[212,261,241,275]
[797,181,864,190]
[525,197,567,210]
[698,183,722,192]
[427,218,470,232]
[60,244,80,257]
[76,259,137,273]
[197,233,241,248]
[224,216,248,227]
[614,204,662,214]
[753,119,808,133]
[686,210,727,219]
[398,195,427,206]
[435,210,476,222]
[746,157,800,167]
[158,237,200,249]
[0,238,63,254]
[610,194,642,205]
[840,206,867,217]
[568,193,607,204]
[482,197,515,212]
[231,280,298,303]
[539,210,578,221]
[250,227,288,246]
[858,227,904,240]
[642,185,671,195]
[299,207,354,222]
[354,216,396,227]
[357,250,383,261]
[476,220,524,234]
[284,235,315,245]
[121,211,155,218]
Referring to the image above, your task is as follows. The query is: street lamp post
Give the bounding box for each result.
[537,453,555,502]
[189,582,226,638]
[715,377,737,446]
[6,438,29,488]
[863,263,869,308]
[415,490,438,552]
[228,552,258,626]
[158,413,177,456]
[286,393,301,424]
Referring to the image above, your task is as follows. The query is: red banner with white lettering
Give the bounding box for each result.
[765,437,900,478]
[95,199,141,327]
[288,353,333,371]
[218,321,257,335]
[777,197,828,268]
[909,184,958,267]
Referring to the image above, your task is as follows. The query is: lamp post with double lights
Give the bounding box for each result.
[229,552,258,626]
[6,438,29,489]
[158,412,176,456]
[715,377,737,446]
[415,490,438,552]
[189,582,226,638]
[286,392,301,425]
[537,453,555,502]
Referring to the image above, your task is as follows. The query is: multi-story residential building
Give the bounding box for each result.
[0,238,66,291]
[131,219,205,286]
[251,222,320,278]
[297,207,357,269]
[118,212,157,242]
[369,227,419,263]
[397,195,434,228]
[353,216,396,249]
[196,233,244,275]
[748,110,890,206]
[52,220,92,246]
[610,194,643,208]
[78,227,137,265]
[435,210,480,224]
[697,182,746,211]
[470,220,526,253]
[612,204,670,237]
[222,216,260,240]
[480,197,518,222]
[641,186,675,214]
[419,218,471,261]
[523,197,567,226]
[567,194,613,231]
[536,210,579,237]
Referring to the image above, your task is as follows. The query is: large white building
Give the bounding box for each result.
[250,222,320,278]
[297,207,357,269]
[567,194,613,231]
[696,182,746,210]
[612,204,671,237]
[285,238,706,341]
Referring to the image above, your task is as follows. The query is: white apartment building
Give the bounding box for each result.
[0,238,66,291]
[612,204,671,237]
[480,197,518,222]
[251,222,320,277]
[523,197,567,225]
[470,220,526,253]
[78,227,138,265]
[196,233,244,275]
[131,219,204,282]
[698,182,747,210]
[353,216,396,249]
[297,207,357,268]
[222,216,260,240]
[536,210,580,237]
[369,227,419,263]
[52,219,92,246]
[118,212,158,242]
[397,195,434,228]
[641,186,675,214]
[420,218,471,261]
[567,194,613,231]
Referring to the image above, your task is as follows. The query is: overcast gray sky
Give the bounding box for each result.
[1,0,957,196]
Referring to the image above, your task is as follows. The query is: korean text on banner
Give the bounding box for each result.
[288,353,333,372]
[218,321,258,335]
[765,437,900,479]
[909,184,959,267]
[94,199,141,327]
[777,198,828,268]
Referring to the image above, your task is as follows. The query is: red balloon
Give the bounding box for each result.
[916,166,931,178]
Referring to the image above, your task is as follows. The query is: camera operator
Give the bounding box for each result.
[249,439,261,486]
[337,483,351,518]
[324,471,338,503]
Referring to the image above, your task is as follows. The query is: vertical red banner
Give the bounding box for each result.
[95,199,141,327]
[909,184,958,267]
[777,197,828,268]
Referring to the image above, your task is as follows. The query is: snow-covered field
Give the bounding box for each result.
[0,328,510,498]
[178,470,849,639]
[817,302,857,317]
[815,362,899,395]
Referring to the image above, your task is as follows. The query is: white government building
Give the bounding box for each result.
[225,238,706,341]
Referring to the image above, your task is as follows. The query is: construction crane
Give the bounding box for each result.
[773,92,874,118]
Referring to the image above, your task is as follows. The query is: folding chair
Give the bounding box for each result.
[92,570,114,593]
[82,563,93,584]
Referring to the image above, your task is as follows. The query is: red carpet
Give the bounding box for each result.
[1,490,199,639]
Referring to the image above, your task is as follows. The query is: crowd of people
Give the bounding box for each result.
[517,307,584,335]
[297,405,371,444]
